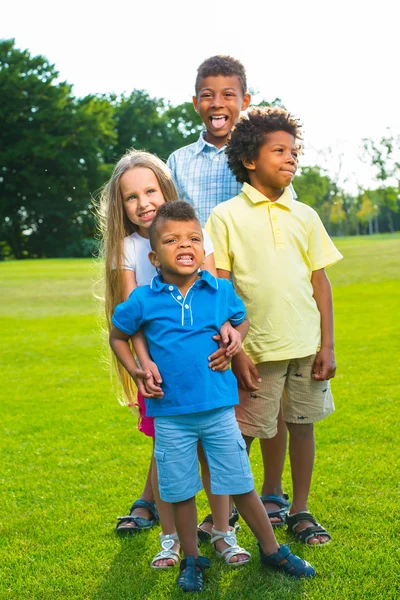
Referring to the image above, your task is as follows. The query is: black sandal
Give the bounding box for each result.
[286,511,331,546]
[197,507,240,543]
[115,499,159,535]
[177,556,210,592]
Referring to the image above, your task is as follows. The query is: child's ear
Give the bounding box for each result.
[242,156,255,171]
[149,251,161,268]
[192,96,199,113]
[241,93,251,111]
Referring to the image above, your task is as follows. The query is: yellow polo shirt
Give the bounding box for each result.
[205,182,343,363]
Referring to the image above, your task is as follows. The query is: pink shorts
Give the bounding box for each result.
[137,392,155,438]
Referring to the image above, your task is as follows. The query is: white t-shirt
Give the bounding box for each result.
[122,229,214,288]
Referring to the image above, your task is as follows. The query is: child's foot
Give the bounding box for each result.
[197,508,239,542]
[151,533,180,569]
[177,556,210,592]
[116,499,159,534]
[258,543,315,579]
[260,494,290,527]
[211,527,251,566]
[286,511,331,545]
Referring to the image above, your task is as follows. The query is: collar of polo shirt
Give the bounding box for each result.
[242,182,293,210]
[149,269,219,292]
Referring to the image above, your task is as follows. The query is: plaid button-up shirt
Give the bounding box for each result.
[167,132,296,226]
[167,133,243,226]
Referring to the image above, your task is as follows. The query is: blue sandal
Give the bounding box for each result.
[258,543,316,579]
[177,555,210,592]
[116,499,159,535]
[260,494,290,527]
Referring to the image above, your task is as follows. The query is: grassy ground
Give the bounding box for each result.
[1,234,399,599]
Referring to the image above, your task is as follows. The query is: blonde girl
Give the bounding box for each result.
[99,149,250,568]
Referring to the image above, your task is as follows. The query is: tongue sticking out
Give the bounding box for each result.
[211,117,227,130]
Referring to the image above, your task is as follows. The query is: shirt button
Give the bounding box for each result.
[275,228,281,234]
[272,215,278,220]
[211,182,217,188]
[168,286,174,291]
[185,304,189,309]
[177,295,182,300]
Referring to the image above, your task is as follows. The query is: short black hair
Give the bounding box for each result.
[226,106,302,184]
[195,55,247,96]
[149,201,201,250]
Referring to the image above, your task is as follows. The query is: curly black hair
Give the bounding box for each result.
[226,107,302,184]
[195,55,247,96]
[149,201,200,250]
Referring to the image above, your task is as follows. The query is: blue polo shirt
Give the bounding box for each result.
[112,270,246,417]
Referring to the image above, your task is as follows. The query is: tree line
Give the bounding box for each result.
[1,39,399,259]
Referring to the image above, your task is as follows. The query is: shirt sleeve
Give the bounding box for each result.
[308,211,343,271]
[122,236,136,272]
[111,292,143,336]
[202,228,214,257]
[204,210,232,272]
[224,280,246,325]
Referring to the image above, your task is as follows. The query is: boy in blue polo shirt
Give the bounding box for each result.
[110,201,315,592]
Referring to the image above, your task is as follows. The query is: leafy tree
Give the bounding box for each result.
[363,134,400,233]
[357,193,376,234]
[104,92,203,165]
[294,165,333,211]
[0,39,116,258]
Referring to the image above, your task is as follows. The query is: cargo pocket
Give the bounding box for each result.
[154,449,169,485]
[237,437,250,476]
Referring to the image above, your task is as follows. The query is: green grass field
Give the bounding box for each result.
[1,234,399,599]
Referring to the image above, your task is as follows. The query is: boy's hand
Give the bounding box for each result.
[208,335,230,371]
[231,350,261,391]
[312,347,336,380]
[218,322,242,357]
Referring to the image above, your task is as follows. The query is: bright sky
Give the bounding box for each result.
[2,0,399,193]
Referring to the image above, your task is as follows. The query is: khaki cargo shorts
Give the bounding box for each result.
[235,354,335,439]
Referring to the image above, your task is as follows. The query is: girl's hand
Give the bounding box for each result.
[140,360,164,398]
[208,336,230,372]
[219,322,242,357]
[129,369,157,399]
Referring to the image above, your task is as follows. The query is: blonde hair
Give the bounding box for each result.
[98,149,178,405]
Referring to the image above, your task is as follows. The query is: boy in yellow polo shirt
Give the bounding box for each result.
[205,106,343,546]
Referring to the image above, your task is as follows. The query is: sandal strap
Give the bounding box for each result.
[286,511,317,528]
[152,548,180,566]
[211,527,251,564]
[116,515,152,528]
[210,527,238,546]
[160,532,179,543]
[129,499,159,522]
[286,512,331,544]
[180,556,210,571]
[260,494,290,510]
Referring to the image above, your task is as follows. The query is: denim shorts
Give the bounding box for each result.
[154,406,254,503]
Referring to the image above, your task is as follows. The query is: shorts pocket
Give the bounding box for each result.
[154,449,169,485]
[237,437,251,476]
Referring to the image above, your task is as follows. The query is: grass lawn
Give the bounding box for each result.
[1,234,399,599]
